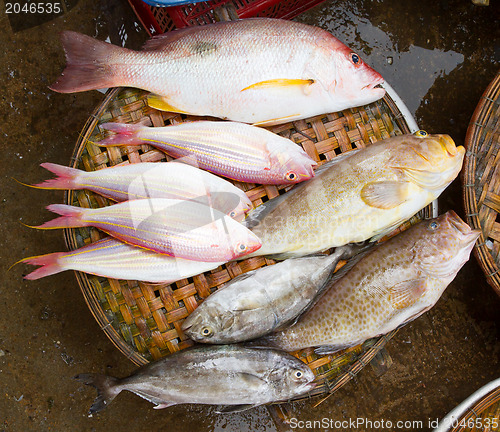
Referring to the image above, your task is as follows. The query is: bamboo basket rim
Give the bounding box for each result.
[462,70,500,297]
[62,85,431,403]
[434,378,500,432]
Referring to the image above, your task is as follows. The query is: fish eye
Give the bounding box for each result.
[236,243,247,252]
[294,370,304,379]
[229,210,236,218]
[201,327,212,337]
[350,53,360,65]
[285,171,297,181]
[429,221,439,230]
[415,130,428,138]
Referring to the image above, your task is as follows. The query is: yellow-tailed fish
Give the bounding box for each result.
[32,199,261,262]
[244,132,465,259]
[263,211,480,353]
[32,162,252,221]
[49,18,384,125]
[98,121,316,185]
[20,237,222,283]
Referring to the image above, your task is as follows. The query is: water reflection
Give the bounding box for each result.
[296,3,464,117]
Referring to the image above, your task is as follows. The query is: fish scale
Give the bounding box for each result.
[266,212,481,353]
[50,18,385,125]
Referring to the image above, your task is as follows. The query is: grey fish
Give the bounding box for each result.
[264,211,480,354]
[75,345,315,413]
[181,247,352,344]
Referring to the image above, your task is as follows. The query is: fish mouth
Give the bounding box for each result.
[445,210,481,242]
[362,78,385,91]
[437,135,458,157]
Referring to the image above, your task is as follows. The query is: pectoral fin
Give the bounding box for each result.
[389,278,427,309]
[147,94,189,114]
[216,404,260,413]
[241,79,315,92]
[360,181,412,209]
[233,297,266,312]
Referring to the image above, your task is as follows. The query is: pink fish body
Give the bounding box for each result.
[98,121,316,184]
[33,162,252,220]
[34,199,261,262]
[50,18,385,126]
[20,237,222,283]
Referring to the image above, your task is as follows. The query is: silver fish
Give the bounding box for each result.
[75,345,315,413]
[265,211,480,354]
[181,249,349,344]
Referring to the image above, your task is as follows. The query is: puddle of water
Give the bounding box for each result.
[296,2,464,118]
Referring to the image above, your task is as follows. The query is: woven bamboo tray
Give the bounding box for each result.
[434,378,500,432]
[63,86,431,401]
[462,71,500,297]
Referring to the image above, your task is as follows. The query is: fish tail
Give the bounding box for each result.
[33,204,88,229]
[17,252,66,280]
[31,163,81,190]
[49,31,126,93]
[75,373,121,414]
[98,122,146,147]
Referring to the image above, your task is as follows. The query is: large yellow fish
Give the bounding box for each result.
[245,132,465,259]
[49,18,385,126]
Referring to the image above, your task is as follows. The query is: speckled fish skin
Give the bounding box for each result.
[181,251,344,344]
[266,211,481,353]
[21,237,222,283]
[75,345,316,413]
[35,199,261,262]
[98,121,316,185]
[33,162,252,221]
[49,19,385,125]
[244,133,465,259]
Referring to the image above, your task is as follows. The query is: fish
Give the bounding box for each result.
[49,18,385,126]
[263,211,481,353]
[75,345,316,413]
[244,132,465,259]
[19,237,222,283]
[32,199,262,262]
[182,249,349,344]
[30,161,252,221]
[98,121,316,185]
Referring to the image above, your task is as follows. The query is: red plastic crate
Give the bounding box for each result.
[128,0,326,35]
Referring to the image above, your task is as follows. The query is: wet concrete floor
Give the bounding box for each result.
[1,0,499,431]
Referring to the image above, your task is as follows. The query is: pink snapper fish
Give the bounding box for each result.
[50,18,385,126]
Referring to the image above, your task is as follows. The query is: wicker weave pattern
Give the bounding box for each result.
[463,71,500,296]
[64,86,428,399]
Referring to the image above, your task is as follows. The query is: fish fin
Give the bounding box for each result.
[98,122,146,146]
[237,372,267,389]
[389,278,428,309]
[49,31,122,93]
[17,252,66,280]
[252,114,302,127]
[241,79,314,93]
[243,191,294,230]
[313,149,361,174]
[360,181,412,209]
[368,219,405,243]
[29,163,80,190]
[147,94,189,114]
[216,404,260,414]
[153,402,177,410]
[74,373,121,414]
[141,23,228,51]
[31,204,87,230]
[313,343,357,356]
